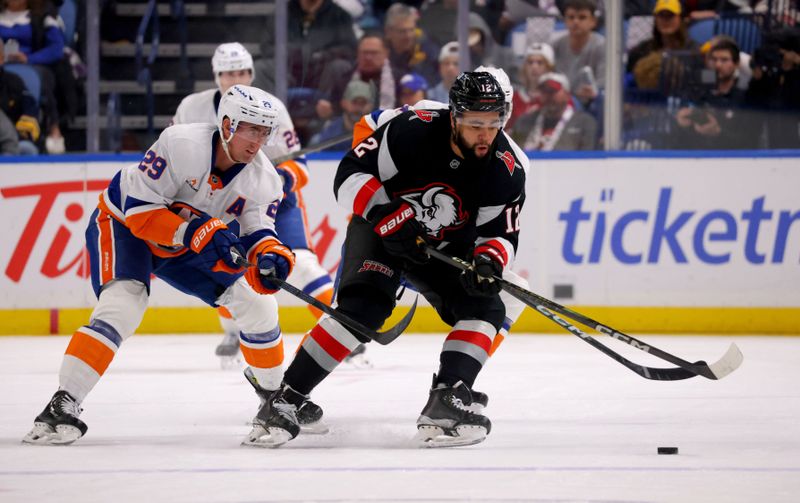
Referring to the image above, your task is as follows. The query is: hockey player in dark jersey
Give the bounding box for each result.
[245,72,529,448]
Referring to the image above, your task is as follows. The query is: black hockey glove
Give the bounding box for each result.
[369,199,429,264]
[460,253,503,297]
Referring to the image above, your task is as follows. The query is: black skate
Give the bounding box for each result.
[243,385,300,448]
[243,367,329,434]
[414,375,492,448]
[215,331,241,370]
[22,390,88,445]
[465,389,489,413]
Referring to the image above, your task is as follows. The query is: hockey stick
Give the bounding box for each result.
[271,132,353,165]
[231,251,415,345]
[421,243,743,381]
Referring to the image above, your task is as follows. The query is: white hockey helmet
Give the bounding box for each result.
[474,65,513,126]
[212,42,254,89]
[217,85,279,159]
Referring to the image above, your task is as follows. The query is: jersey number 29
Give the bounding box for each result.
[138,150,168,180]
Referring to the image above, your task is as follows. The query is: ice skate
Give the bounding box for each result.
[243,383,306,448]
[342,343,373,369]
[215,331,241,369]
[244,368,329,434]
[22,390,88,445]
[414,375,491,448]
[464,389,489,414]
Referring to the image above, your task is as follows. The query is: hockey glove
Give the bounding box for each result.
[245,239,295,294]
[460,253,503,297]
[182,214,246,273]
[275,161,308,193]
[369,199,429,264]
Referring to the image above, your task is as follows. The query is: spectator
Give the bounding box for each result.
[0,38,39,154]
[551,0,605,104]
[427,42,459,103]
[746,27,800,148]
[0,0,68,153]
[311,79,375,150]
[397,72,428,106]
[508,42,555,130]
[384,3,439,85]
[511,72,597,151]
[674,38,760,149]
[627,0,699,91]
[701,35,752,87]
[682,0,754,21]
[256,0,357,90]
[467,12,513,68]
[316,32,395,121]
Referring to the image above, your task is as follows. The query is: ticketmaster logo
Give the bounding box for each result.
[558,188,799,265]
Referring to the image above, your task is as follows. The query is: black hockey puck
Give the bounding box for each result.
[657,447,679,455]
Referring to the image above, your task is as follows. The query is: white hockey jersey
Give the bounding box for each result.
[100,123,283,255]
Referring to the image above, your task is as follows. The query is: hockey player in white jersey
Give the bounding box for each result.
[173,42,335,367]
[348,66,530,404]
[22,85,322,446]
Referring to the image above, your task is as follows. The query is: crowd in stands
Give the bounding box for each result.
[2,0,799,154]
[253,0,799,152]
[0,0,79,155]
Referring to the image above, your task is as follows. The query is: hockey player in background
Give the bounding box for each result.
[23,85,323,445]
[246,72,528,448]
[172,42,335,367]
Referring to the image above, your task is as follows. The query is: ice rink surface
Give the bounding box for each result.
[0,333,798,503]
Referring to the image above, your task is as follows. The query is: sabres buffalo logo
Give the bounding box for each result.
[409,110,440,123]
[399,184,468,239]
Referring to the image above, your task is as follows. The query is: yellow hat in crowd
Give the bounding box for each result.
[653,0,681,15]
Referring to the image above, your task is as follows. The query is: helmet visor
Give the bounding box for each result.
[454,113,504,129]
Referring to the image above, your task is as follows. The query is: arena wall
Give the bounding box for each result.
[1,151,798,335]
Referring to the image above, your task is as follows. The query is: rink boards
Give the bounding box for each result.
[0,151,798,334]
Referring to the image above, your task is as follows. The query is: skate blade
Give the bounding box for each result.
[241,424,293,448]
[300,420,330,435]
[219,355,242,370]
[413,425,487,448]
[342,354,373,369]
[22,422,83,445]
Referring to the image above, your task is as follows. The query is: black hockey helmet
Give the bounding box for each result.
[449,71,506,121]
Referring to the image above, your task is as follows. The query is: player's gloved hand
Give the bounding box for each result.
[275,164,297,194]
[460,253,503,297]
[275,161,309,193]
[369,199,429,264]
[182,213,245,273]
[245,239,296,294]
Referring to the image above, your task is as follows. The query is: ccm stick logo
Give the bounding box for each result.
[376,206,415,237]
[534,305,652,352]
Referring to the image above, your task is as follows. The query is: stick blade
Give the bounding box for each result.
[704,342,744,380]
[372,295,418,345]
